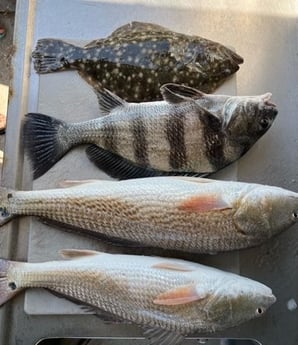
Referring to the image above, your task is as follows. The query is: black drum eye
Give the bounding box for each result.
[256,307,264,315]
[292,211,298,221]
[260,118,270,129]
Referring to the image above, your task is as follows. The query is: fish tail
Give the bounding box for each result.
[0,187,15,226]
[32,39,79,74]
[23,113,74,179]
[0,259,23,306]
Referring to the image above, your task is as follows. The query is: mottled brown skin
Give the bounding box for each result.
[32,22,243,101]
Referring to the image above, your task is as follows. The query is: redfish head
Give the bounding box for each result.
[203,275,276,330]
[233,185,298,241]
[223,93,278,147]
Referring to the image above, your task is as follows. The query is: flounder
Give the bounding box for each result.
[32,21,243,101]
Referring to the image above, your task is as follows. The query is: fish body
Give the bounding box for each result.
[0,177,297,253]
[32,22,243,101]
[0,249,275,342]
[23,84,278,179]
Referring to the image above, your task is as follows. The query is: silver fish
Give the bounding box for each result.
[0,249,276,344]
[23,84,278,179]
[32,21,243,102]
[0,177,297,253]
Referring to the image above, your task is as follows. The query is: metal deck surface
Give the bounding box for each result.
[0,1,297,344]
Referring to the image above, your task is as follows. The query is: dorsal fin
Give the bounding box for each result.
[57,179,104,188]
[60,249,102,259]
[109,21,168,38]
[169,176,215,184]
[152,262,196,272]
[160,83,205,104]
[96,88,126,115]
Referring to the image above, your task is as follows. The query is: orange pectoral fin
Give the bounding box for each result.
[153,284,206,306]
[179,194,232,213]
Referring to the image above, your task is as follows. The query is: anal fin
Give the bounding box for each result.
[144,328,185,345]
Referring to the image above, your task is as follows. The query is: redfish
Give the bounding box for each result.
[0,250,275,344]
[0,177,296,253]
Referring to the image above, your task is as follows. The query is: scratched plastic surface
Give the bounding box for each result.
[1,1,297,345]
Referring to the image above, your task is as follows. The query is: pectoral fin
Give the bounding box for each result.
[154,284,206,306]
[179,194,231,213]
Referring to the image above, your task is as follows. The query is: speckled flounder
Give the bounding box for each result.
[32,21,243,101]
[23,84,278,180]
[0,249,275,344]
[0,177,297,253]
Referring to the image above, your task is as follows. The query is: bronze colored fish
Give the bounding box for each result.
[23,84,278,180]
[32,21,243,101]
[0,249,275,344]
[0,177,297,253]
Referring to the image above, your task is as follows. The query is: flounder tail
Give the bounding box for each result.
[0,259,23,306]
[32,39,79,74]
[23,113,73,179]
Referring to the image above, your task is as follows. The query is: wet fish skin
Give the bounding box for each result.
[32,21,243,101]
[0,250,276,341]
[0,177,297,253]
[23,84,278,179]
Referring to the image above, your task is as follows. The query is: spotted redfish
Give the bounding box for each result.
[32,21,243,101]
[0,177,297,253]
[0,250,275,343]
[23,84,277,179]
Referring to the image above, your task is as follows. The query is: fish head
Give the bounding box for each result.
[195,40,244,77]
[203,276,276,329]
[233,185,298,241]
[223,93,278,147]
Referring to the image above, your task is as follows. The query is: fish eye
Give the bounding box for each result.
[256,307,264,315]
[8,282,17,290]
[259,118,270,129]
[292,211,298,221]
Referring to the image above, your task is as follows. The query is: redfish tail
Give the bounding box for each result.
[0,187,15,226]
[23,113,72,179]
[32,39,79,74]
[0,259,23,306]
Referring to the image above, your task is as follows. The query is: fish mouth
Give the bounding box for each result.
[266,293,277,308]
[262,93,277,108]
[230,50,244,65]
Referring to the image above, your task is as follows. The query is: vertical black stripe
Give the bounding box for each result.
[131,117,149,166]
[102,121,118,153]
[203,124,226,171]
[166,113,187,170]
